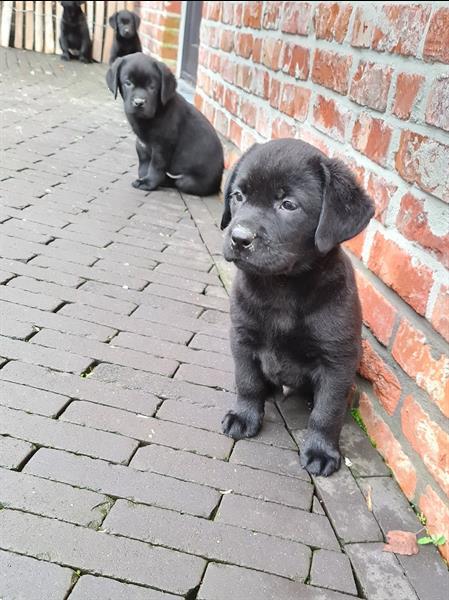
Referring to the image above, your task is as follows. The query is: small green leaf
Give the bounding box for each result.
[433,535,446,546]
[417,536,433,545]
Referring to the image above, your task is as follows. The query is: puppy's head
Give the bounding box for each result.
[109,10,140,39]
[106,53,176,119]
[221,139,374,276]
[61,0,85,15]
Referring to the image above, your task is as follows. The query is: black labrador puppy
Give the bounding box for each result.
[60,1,92,63]
[109,10,142,64]
[106,53,224,196]
[221,139,374,477]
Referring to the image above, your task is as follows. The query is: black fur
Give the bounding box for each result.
[221,139,374,477]
[109,10,142,64]
[106,53,224,196]
[59,1,92,63]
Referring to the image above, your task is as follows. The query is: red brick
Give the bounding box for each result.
[419,486,449,562]
[235,64,252,91]
[312,95,350,143]
[311,49,352,95]
[262,1,281,30]
[224,146,241,170]
[401,395,449,496]
[313,2,352,43]
[424,8,449,64]
[392,73,424,120]
[342,232,366,259]
[359,340,401,416]
[221,57,236,84]
[351,6,374,48]
[234,2,243,27]
[395,131,449,203]
[279,84,311,121]
[220,29,234,52]
[396,193,449,269]
[269,77,281,109]
[235,32,253,58]
[359,393,417,500]
[223,88,239,116]
[272,117,296,139]
[228,120,242,148]
[194,93,203,113]
[372,4,430,56]
[211,80,224,103]
[221,2,234,24]
[352,114,392,166]
[240,99,257,129]
[250,68,270,99]
[241,129,259,152]
[262,38,283,70]
[368,232,433,315]
[206,1,222,21]
[299,129,329,156]
[253,38,262,63]
[426,76,449,132]
[202,100,215,126]
[366,172,397,224]
[256,107,272,140]
[431,285,449,344]
[281,43,310,80]
[214,109,229,137]
[209,52,221,72]
[281,1,312,35]
[349,61,393,112]
[392,319,449,418]
[355,271,397,346]
[243,1,263,29]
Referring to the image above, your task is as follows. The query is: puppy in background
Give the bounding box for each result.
[109,10,142,64]
[221,139,374,477]
[59,1,92,63]
[106,53,224,197]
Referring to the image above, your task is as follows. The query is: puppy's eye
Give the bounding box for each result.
[124,80,133,87]
[233,191,244,202]
[280,199,297,211]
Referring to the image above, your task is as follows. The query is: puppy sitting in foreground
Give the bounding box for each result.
[109,10,142,64]
[59,1,92,63]
[106,53,224,196]
[221,139,374,477]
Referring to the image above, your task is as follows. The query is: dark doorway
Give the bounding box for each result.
[180,1,203,86]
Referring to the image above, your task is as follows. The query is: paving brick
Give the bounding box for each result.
[8,276,137,314]
[313,496,326,515]
[104,499,311,580]
[0,318,35,340]
[144,283,229,312]
[0,300,115,340]
[0,436,34,469]
[0,467,110,526]
[0,256,83,287]
[0,405,137,464]
[70,575,179,600]
[156,262,220,285]
[0,380,69,416]
[31,330,179,377]
[175,363,235,391]
[189,333,231,355]
[198,563,355,600]
[230,439,308,479]
[0,509,205,595]
[0,220,53,244]
[340,417,390,477]
[24,448,219,518]
[131,444,313,510]
[312,464,383,543]
[0,269,13,283]
[310,549,357,595]
[0,283,63,311]
[0,549,74,600]
[345,543,419,600]
[0,361,160,417]
[61,401,233,459]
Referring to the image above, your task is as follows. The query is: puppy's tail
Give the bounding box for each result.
[166,171,183,180]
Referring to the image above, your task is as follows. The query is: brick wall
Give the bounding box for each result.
[195,1,449,559]
[135,1,182,71]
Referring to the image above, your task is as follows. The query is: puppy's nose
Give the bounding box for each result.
[231,225,255,249]
[132,97,146,107]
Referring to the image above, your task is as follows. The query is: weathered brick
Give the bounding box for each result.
[189,333,231,355]
[0,509,205,595]
[281,42,310,79]
[431,285,449,343]
[372,4,431,56]
[25,447,219,518]
[131,444,314,510]
[0,281,59,311]
[61,401,233,460]
[143,282,228,312]
[340,416,391,478]
[426,76,449,132]
[280,1,312,35]
[0,380,69,417]
[359,340,401,415]
[0,436,34,469]
[0,318,35,340]
[366,171,397,223]
[395,130,449,202]
[352,113,392,166]
[392,319,449,417]
[311,49,352,95]
[230,439,309,479]
[310,549,357,596]
[271,116,296,139]
[359,392,417,499]
[420,485,449,562]
[243,1,263,28]
[312,95,350,142]
[70,575,178,600]
[0,404,137,464]
[313,2,352,42]
[0,257,83,287]
[367,232,433,315]
[175,363,235,392]
[279,84,310,120]
[0,549,74,600]
[349,61,393,112]
[424,8,449,64]
[104,500,311,580]
[393,73,424,120]
[355,271,397,345]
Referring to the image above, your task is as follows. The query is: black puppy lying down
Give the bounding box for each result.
[60,1,91,63]
[106,53,224,197]
[109,10,142,64]
[221,139,374,477]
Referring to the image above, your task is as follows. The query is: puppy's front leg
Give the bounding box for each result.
[300,368,351,476]
[59,36,71,61]
[133,146,167,191]
[222,340,273,440]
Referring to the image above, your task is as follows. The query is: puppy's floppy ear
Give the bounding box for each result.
[155,60,177,105]
[221,156,244,230]
[132,12,141,29]
[314,157,374,255]
[109,12,118,29]
[106,56,125,99]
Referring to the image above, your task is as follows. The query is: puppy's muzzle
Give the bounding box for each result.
[132,97,146,108]
[231,225,256,250]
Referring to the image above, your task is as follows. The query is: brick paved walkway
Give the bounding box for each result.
[0,48,447,600]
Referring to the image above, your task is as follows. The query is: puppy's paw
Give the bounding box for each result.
[80,56,91,64]
[61,55,70,61]
[222,410,262,440]
[132,179,143,189]
[300,434,341,477]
